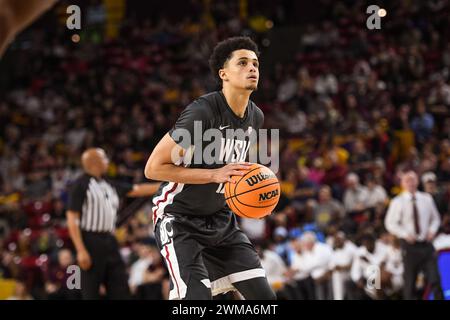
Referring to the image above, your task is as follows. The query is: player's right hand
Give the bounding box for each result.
[211,162,252,184]
[77,249,92,271]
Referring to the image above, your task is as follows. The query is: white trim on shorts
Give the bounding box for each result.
[210,268,266,297]
[168,268,266,299]
[162,240,188,300]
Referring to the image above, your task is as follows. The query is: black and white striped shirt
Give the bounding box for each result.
[67,174,132,233]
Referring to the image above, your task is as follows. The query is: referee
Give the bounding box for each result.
[385,170,443,300]
[66,148,160,299]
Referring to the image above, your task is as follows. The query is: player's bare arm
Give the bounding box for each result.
[0,0,57,57]
[144,132,251,184]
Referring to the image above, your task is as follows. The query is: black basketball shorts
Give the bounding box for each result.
[154,210,266,300]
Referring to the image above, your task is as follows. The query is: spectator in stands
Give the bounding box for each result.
[289,232,333,300]
[45,248,81,300]
[437,141,450,181]
[290,166,318,212]
[255,241,288,299]
[348,139,373,177]
[344,172,369,228]
[421,172,448,216]
[322,150,348,200]
[308,157,325,185]
[328,231,357,300]
[410,98,435,147]
[365,175,388,210]
[348,234,384,300]
[418,144,438,177]
[6,280,33,300]
[239,217,267,243]
[277,102,307,136]
[0,249,16,279]
[365,174,388,222]
[428,76,450,107]
[313,185,345,231]
[285,237,315,300]
[129,239,168,300]
[343,172,369,217]
[33,228,58,255]
[379,235,404,298]
[272,226,292,267]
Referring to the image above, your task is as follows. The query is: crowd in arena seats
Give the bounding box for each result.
[1,0,450,299]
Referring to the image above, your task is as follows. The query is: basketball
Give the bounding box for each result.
[224,163,280,219]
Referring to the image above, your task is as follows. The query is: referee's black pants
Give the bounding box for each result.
[81,231,131,300]
[401,240,443,300]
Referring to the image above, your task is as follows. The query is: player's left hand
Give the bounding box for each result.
[211,162,252,184]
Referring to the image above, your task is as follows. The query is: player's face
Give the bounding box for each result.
[221,49,259,91]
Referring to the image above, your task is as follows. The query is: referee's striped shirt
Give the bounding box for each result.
[67,174,132,233]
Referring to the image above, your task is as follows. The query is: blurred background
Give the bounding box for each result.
[0,0,449,300]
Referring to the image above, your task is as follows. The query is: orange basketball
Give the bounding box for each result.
[224,163,280,219]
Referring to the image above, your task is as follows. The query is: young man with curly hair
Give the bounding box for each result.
[145,37,276,300]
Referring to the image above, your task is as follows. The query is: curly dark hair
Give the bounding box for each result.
[209,36,260,87]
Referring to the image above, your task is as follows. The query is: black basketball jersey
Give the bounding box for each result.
[152,91,264,223]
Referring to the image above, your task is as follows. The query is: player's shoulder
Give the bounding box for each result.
[197,91,221,103]
[185,92,218,117]
[196,91,224,107]
[248,99,263,114]
[249,100,263,115]
[249,99,264,127]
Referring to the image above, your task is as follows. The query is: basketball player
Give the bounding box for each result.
[144,37,276,300]
[0,0,57,57]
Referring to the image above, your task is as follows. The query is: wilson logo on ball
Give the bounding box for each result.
[245,172,276,186]
[224,163,280,219]
[259,189,279,201]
